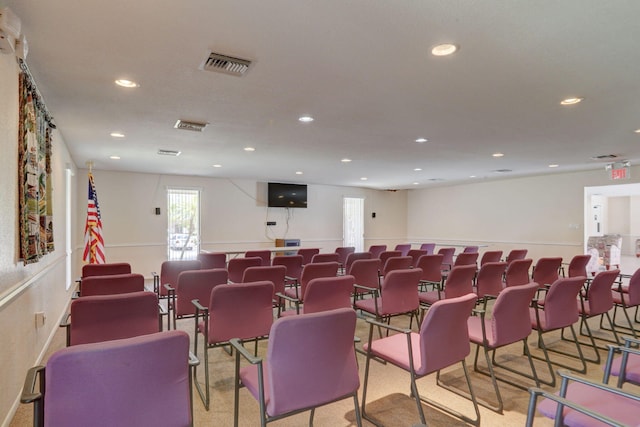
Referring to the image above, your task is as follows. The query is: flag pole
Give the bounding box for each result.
[86,160,93,173]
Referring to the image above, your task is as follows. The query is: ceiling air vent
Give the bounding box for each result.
[200,52,251,76]
[157,149,181,157]
[590,154,619,161]
[174,119,208,132]
[493,169,513,173]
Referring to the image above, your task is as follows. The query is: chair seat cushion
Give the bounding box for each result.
[283,287,300,300]
[608,353,640,384]
[354,298,378,315]
[418,290,440,305]
[363,332,428,375]
[467,317,497,347]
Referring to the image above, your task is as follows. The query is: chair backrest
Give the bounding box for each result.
[299,262,340,297]
[207,281,274,344]
[348,258,381,291]
[437,247,456,269]
[419,243,436,254]
[504,258,533,287]
[625,268,640,305]
[302,275,355,314]
[463,246,479,253]
[480,250,503,266]
[532,257,562,287]
[175,269,228,316]
[45,331,192,427]
[159,260,202,296]
[538,276,587,330]
[381,256,413,276]
[394,244,412,256]
[196,252,226,269]
[311,252,340,264]
[415,254,445,283]
[584,269,619,315]
[345,251,373,271]
[490,282,539,346]
[297,248,320,265]
[227,257,262,283]
[418,293,476,376]
[69,291,160,345]
[475,261,507,298]
[265,308,359,417]
[242,265,287,299]
[506,249,528,265]
[567,254,592,277]
[79,273,145,297]
[453,252,479,267]
[334,246,355,266]
[368,244,387,258]
[407,249,428,267]
[443,265,477,299]
[244,250,271,266]
[379,268,422,315]
[379,250,402,266]
[81,262,131,278]
[272,255,304,281]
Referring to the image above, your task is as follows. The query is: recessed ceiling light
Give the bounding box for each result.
[469,175,476,178]
[298,115,314,123]
[560,97,583,105]
[413,182,419,185]
[431,44,458,56]
[212,164,222,168]
[244,147,255,152]
[110,132,125,138]
[634,129,640,133]
[415,138,428,143]
[109,155,120,160]
[413,168,422,171]
[548,164,559,168]
[115,79,139,88]
[341,158,352,163]
[492,152,504,157]
[295,171,303,175]
[360,177,368,181]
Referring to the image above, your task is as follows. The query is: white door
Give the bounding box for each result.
[343,197,364,252]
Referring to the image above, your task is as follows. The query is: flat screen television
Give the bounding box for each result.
[268,182,308,208]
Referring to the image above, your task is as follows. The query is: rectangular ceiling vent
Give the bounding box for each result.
[157,149,181,157]
[174,119,208,132]
[201,52,251,76]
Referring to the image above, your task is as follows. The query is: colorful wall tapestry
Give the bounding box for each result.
[18,63,55,264]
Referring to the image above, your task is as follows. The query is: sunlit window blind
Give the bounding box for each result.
[343,197,364,252]
[167,188,200,260]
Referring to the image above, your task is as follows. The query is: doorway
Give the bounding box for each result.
[343,197,364,252]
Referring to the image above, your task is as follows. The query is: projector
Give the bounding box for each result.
[0,7,22,54]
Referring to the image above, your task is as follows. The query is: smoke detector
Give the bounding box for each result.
[200,51,251,76]
[174,119,208,132]
[157,149,181,157]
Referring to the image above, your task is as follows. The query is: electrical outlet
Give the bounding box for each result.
[35,311,46,328]
[266,221,276,226]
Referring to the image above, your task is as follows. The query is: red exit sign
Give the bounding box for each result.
[610,167,628,180]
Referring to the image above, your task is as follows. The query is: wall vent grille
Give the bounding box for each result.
[174,119,207,132]
[158,149,181,156]
[201,52,251,76]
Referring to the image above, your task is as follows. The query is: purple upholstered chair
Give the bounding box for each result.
[394,243,412,256]
[272,254,304,287]
[505,248,528,265]
[349,258,382,301]
[242,264,287,308]
[310,252,340,264]
[415,254,444,291]
[379,256,413,279]
[612,267,640,337]
[564,254,592,277]
[192,281,274,410]
[334,246,355,270]
[21,331,195,427]
[463,245,479,253]
[296,248,320,265]
[344,251,373,272]
[467,282,540,412]
[378,250,402,267]
[419,264,476,307]
[474,261,507,300]
[165,268,228,330]
[367,244,387,259]
[362,293,479,426]
[79,273,145,297]
[605,336,640,388]
[153,260,202,297]
[231,308,362,427]
[419,243,436,254]
[531,257,562,288]
[63,291,160,346]
[279,275,355,316]
[480,250,503,266]
[437,247,456,271]
[81,262,131,278]
[503,258,533,288]
[244,250,271,266]
[283,261,339,301]
[227,256,261,283]
[197,252,227,269]
[407,249,428,268]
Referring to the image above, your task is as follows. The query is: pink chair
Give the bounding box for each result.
[463,245,479,253]
[21,331,195,427]
[530,276,588,386]
[279,275,355,316]
[244,250,271,266]
[419,264,476,307]
[334,246,355,270]
[379,250,402,267]
[297,248,320,265]
[361,293,479,426]
[531,257,562,288]
[165,268,228,330]
[242,264,287,308]
[503,258,533,288]
[283,261,339,301]
[344,251,373,272]
[415,254,444,291]
[231,308,362,427]
[605,336,640,388]
[379,256,413,278]
[311,252,340,263]
[505,249,528,265]
[349,258,382,301]
[367,244,387,258]
[272,254,304,287]
[80,262,131,279]
[419,243,436,254]
[227,257,262,283]
[438,247,456,271]
[480,250,503,266]
[79,273,145,297]
[474,262,507,300]
[63,291,160,346]
[467,282,540,412]
[192,281,274,410]
[394,243,412,256]
[153,260,202,297]
[611,268,640,338]
[451,252,479,270]
[197,252,226,269]
[563,254,592,277]
[407,249,427,267]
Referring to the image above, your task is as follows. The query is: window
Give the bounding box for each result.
[343,197,364,252]
[167,188,200,260]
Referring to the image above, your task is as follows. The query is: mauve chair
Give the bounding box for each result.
[165,268,228,330]
[530,276,588,386]
[242,264,287,308]
[80,261,131,283]
[605,336,640,388]
[334,246,355,271]
[297,248,320,265]
[283,261,339,301]
[278,275,355,316]
[230,308,362,427]
[272,254,304,287]
[362,293,480,426]
[78,273,145,297]
[467,282,540,412]
[379,255,413,279]
[463,245,479,253]
[153,260,202,297]
[21,331,196,427]
[531,257,562,288]
[419,264,476,307]
[611,267,640,338]
[474,261,507,300]
[367,244,387,258]
[438,247,456,271]
[407,249,427,268]
[344,251,372,272]
[480,250,503,266]
[62,291,161,346]
[394,243,412,256]
[311,252,340,264]
[505,249,528,265]
[563,254,592,277]
[197,252,226,269]
[192,281,274,410]
[415,254,444,291]
[227,257,261,283]
[349,258,382,301]
[378,250,402,267]
[503,258,533,288]
[419,243,436,254]
[449,252,479,272]
[244,250,271,266]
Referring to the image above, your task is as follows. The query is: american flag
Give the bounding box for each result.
[82,172,105,264]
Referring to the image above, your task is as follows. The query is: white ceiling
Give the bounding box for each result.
[4,1,640,189]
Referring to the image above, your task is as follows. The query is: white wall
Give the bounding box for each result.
[0,54,78,426]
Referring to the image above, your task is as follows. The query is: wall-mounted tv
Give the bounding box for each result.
[268,182,308,208]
